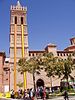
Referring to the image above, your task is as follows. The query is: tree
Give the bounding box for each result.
[18,58,30,90]
[41,52,57,89]
[54,58,64,78]
[17,82,23,88]
[18,58,29,73]
[55,55,75,86]
[27,56,41,92]
[18,56,41,92]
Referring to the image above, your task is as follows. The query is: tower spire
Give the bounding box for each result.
[17,0,21,6]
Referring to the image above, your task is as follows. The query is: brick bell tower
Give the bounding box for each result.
[10,1,29,91]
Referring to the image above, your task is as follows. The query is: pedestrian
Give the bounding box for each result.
[39,86,43,99]
[23,89,31,100]
[63,90,69,100]
[10,89,15,99]
[43,87,46,100]
[29,88,34,100]
[23,89,27,99]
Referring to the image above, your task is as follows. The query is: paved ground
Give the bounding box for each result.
[38,96,75,100]
[1,96,75,100]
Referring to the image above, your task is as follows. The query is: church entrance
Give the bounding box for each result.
[36,79,44,87]
[36,79,44,97]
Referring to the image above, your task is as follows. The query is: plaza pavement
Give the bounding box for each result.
[0,96,75,100]
[38,96,75,100]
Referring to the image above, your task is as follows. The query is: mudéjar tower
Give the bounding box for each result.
[10,1,29,91]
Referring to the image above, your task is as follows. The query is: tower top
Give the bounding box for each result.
[17,0,21,7]
[11,0,27,11]
[70,37,75,45]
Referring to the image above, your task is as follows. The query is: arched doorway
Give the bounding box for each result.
[36,79,44,87]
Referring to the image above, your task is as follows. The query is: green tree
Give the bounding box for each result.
[27,56,41,92]
[18,57,41,92]
[42,52,57,89]
[17,81,23,88]
[18,58,30,90]
[18,58,29,73]
[55,55,75,84]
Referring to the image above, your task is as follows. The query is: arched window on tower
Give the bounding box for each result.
[15,16,17,24]
[21,17,23,24]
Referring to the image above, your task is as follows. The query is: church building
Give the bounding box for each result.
[0,1,75,92]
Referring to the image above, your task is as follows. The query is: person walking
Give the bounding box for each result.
[43,87,46,100]
[23,89,31,100]
[63,90,69,100]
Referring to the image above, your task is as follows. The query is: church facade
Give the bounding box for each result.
[9,1,75,91]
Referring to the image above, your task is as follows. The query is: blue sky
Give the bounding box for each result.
[0,0,75,56]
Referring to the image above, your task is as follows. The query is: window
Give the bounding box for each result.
[57,53,59,56]
[67,53,68,56]
[32,53,34,56]
[71,41,72,45]
[64,53,65,56]
[15,16,17,24]
[21,17,23,24]
[5,61,9,63]
[29,53,31,56]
